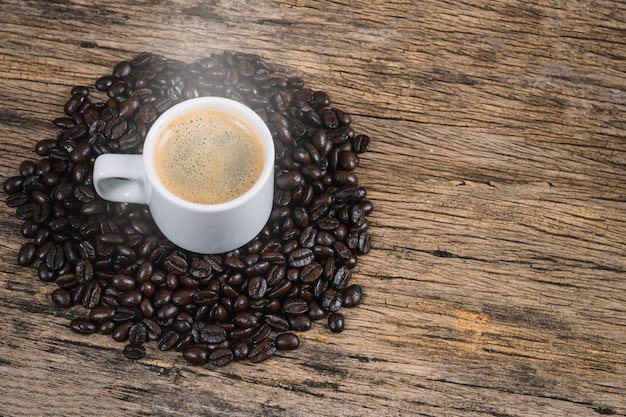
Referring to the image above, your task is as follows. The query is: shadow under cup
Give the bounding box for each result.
[93,97,275,254]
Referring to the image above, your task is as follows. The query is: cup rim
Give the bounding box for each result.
[143,97,275,212]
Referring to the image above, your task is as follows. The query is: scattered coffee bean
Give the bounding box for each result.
[328,312,345,333]
[123,343,146,360]
[275,332,300,350]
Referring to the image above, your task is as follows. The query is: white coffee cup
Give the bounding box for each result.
[93,97,274,254]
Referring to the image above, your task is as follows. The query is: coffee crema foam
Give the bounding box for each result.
[154,110,265,204]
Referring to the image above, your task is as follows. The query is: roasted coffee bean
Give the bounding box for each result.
[17,242,37,266]
[6,192,28,208]
[89,305,115,322]
[112,274,136,291]
[209,348,234,366]
[245,260,271,277]
[288,314,312,332]
[232,339,251,361]
[288,248,314,267]
[112,321,134,342]
[299,225,317,248]
[250,323,272,344]
[351,134,370,153]
[156,330,180,351]
[156,303,179,325]
[45,244,65,270]
[276,171,304,189]
[164,252,188,274]
[37,261,56,282]
[275,333,300,350]
[193,289,219,306]
[183,345,209,365]
[20,219,39,238]
[142,318,162,341]
[283,298,308,315]
[248,339,276,363]
[171,288,196,306]
[357,232,371,254]
[264,314,290,332]
[234,311,259,328]
[4,175,24,194]
[267,279,292,299]
[123,343,146,360]
[199,324,226,344]
[343,284,363,308]
[128,323,148,345]
[332,265,352,290]
[51,288,73,308]
[299,262,323,283]
[321,288,343,313]
[333,241,354,262]
[247,276,268,300]
[112,307,137,322]
[119,289,143,308]
[82,280,102,309]
[69,317,97,334]
[328,312,345,333]
[307,300,325,320]
[71,164,89,182]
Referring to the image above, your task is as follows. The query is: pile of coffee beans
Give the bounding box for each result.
[3,51,372,366]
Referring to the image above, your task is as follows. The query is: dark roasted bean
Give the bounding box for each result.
[156,330,180,351]
[276,171,304,189]
[119,289,143,308]
[51,288,73,308]
[17,242,37,266]
[4,176,24,194]
[234,311,259,328]
[307,300,325,320]
[89,305,115,322]
[209,348,234,366]
[200,324,226,344]
[288,314,312,332]
[69,317,97,334]
[248,339,276,363]
[193,289,219,306]
[343,284,363,308]
[112,274,136,291]
[82,280,102,309]
[283,298,309,315]
[156,303,179,324]
[250,323,272,344]
[288,248,314,267]
[128,323,148,345]
[321,288,343,313]
[300,262,323,283]
[328,312,345,333]
[275,333,300,350]
[6,192,28,208]
[332,265,352,290]
[123,343,146,360]
[247,276,268,300]
[264,314,289,332]
[232,339,251,361]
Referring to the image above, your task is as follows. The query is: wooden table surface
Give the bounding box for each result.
[1,1,625,416]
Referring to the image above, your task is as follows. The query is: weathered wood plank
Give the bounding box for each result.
[1,0,625,416]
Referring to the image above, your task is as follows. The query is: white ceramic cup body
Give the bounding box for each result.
[93,97,274,254]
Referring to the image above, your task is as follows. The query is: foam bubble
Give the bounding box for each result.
[154,110,264,204]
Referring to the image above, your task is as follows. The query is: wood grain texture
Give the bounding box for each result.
[1,0,625,416]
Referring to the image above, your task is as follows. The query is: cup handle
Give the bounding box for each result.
[93,154,149,204]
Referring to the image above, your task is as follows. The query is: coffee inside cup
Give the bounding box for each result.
[154,110,265,204]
